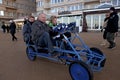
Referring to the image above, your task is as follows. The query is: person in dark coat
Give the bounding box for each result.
[31,13,55,55]
[9,20,17,41]
[24,18,28,25]
[6,25,10,33]
[22,15,35,43]
[100,13,110,46]
[1,22,6,33]
[106,7,119,49]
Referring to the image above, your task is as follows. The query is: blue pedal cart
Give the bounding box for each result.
[25,23,106,80]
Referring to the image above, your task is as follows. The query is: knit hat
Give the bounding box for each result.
[110,7,115,11]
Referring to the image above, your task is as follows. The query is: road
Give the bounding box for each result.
[0,31,120,80]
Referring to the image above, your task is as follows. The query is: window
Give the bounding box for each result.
[106,1,112,4]
[118,0,120,6]
[51,7,64,13]
[58,7,64,12]
[111,0,117,6]
[86,15,92,29]
[86,14,106,30]
[75,5,79,10]
[69,16,76,23]
[93,15,99,29]
[0,0,2,4]
[51,8,57,13]
[8,12,14,17]
[67,4,83,11]
[79,4,83,10]
[51,0,64,4]
[100,14,105,29]
[37,1,44,7]
[0,11,4,16]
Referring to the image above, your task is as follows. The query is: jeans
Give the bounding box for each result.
[106,32,115,47]
[11,32,17,41]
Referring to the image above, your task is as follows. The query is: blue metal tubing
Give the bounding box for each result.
[26,30,106,71]
[60,33,106,71]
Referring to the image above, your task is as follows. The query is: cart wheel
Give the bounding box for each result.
[90,47,106,67]
[69,61,93,80]
[26,46,36,61]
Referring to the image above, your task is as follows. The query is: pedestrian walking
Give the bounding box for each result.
[106,7,119,49]
[9,20,17,41]
[100,13,110,46]
[6,25,10,33]
[1,22,6,33]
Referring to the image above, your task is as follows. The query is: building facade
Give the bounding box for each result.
[0,0,36,26]
[36,0,120,32]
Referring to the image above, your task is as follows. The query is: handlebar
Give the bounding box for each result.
[53,22,76,33]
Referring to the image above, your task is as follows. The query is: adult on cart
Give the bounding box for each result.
[23,15,35,43]
[31,13,55,55]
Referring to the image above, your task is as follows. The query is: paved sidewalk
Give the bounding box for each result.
[0,31,120,80]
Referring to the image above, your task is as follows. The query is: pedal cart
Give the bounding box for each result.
[26,22,106,80]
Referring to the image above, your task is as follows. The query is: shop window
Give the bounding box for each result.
[93,15,99,29]
[62,17,68,24]
[69,16,76,23]
[86,15,92,29]
[100,14,105,29]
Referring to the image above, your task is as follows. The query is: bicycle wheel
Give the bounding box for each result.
[26,46,36,61]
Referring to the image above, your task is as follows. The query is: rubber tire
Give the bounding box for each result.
[26,46,36,61]
[90,47,106,67]
[69,61,93,80]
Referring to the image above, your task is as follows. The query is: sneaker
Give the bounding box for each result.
[100,41,106,46]
[100,43,106,46]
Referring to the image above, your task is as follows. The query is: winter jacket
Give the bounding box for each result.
[106,12,119,33]
[22,21,33,42]
[31,20,52,43]
[9,22,16,34]
[1,24,6,29]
